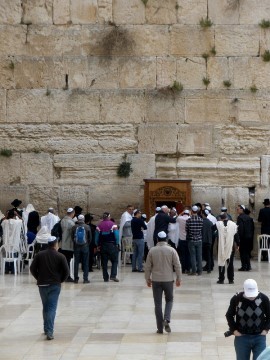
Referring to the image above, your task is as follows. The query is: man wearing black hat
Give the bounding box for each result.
[258,199,270,261]
[10,199,23,217]
[145,231,181,334]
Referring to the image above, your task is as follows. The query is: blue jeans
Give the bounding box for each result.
[234,334,266,360]
[152,281,174,333]
[177,240,191,273]
[39,284,61,336]
[188,241,202,273]
[132,239,144,271]
[74,245,89,281]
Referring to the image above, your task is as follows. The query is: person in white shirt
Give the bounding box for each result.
[41,208,60,233]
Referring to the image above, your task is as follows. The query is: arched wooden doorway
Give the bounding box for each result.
[144,179,192,218]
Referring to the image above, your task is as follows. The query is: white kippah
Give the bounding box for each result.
[157,231,167,239]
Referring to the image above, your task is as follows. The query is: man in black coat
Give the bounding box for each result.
[153,205,176,245]
[237,205,254,271]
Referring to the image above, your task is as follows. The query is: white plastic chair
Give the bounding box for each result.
[122,237,133,266]
[70,257,74,279]
[257,234,270,263]
[0,244,21,275]
[25,240,36,273]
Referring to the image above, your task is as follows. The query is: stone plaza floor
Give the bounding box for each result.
[0,259,270,360]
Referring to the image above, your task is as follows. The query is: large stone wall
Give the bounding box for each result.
[0,0,270,221]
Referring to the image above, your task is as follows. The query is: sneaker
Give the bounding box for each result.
[83,280,90,284]
[47,334,54,340]
[188,272,197,276]
[163,320,171,333]
[110,278,119,282]
[238,268,247,271]
[74,279,79,284]
[216,280,224,284]
[229,280,234,284]
[66,277,74,282]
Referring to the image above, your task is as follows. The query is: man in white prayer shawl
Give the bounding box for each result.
[216,213,239,284]
[41,208,60,233]
[145,207,161,250]
[119,205,134,245]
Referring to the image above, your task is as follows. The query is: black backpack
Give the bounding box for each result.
[51,220,62,240]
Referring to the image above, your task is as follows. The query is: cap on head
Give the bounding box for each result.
[11,199,22,207]
[141,214,147,219]
[192,205,198,212]
[157,231,167,241]
[47,236,57,243]
[67,207,74,213]
[243,279,258,298]
[183,209,190,215]
[204,209,209,216]
[221,207,227,212]
[239,204,245,210]
[205,206,211,211]
[155,207,161,212]
[103,212,110,219]
[204,203,210,207]
[78,214,84,221]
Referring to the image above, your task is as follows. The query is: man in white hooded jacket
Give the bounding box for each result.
[215,213,239,284]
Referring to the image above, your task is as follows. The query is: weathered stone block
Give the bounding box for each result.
[0,90,6,123]
[0,0,22,24]
[192,186,222,215]
[239,0,270,25]
[176,57,206,89]
[118,57,156,89]
[0,154,21,185]
[260,155,270,187]
[138,124,178,154]
[208,57,231,89]
[222,187,249,216]
[100,90,145,124]
[20,153,54,185]
[179,125,212,154]
[155,155,177,178]
[145,91,185,124]
[49,90,100,123]
[176,0,207,25]
[215,26,260,56]
[170,25,214,56]
[131,25,169,56]
[156,57,176,88]
[28,185,59,216]
[145,0,177,24]
[217,124,270,156]
[53,0,70,24]
[98,0,112,23]
[59,186,89,214]
[7,89,49,123]
[113,0,145,25]
[14,57,64,89]
[70,0,97,24]
[176,156,260,187]
[22,0,53,25]
[208,0,239,25]
[126,154,156,185]
[186,97,232,124]
[237,99,270,124]
[0,58,16,89]
[0,25,27,56]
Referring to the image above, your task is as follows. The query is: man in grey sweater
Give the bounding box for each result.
[145,231,182,334]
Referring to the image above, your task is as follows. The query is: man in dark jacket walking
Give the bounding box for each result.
[71,214,92,284]
[30,236,69,340]
[237,205,254,271]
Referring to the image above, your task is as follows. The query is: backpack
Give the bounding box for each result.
[51,220,62,240]
[74,226,86,245]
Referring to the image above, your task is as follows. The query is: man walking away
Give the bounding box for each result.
[30,236,69,340]
[145,231,182,334]
[226,279,270,360]
[71,214,92,284]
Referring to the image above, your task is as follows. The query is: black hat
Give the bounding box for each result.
[74,205,83,213]
[11,199,22,207]
[263,198,270,205]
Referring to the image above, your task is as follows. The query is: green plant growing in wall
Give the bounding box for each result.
[202,52,209,60]
[141,0,148,5]
[117,161,132,178]
[8,61,15,70]
[210,46,216,56]
[170,81,183,92]
[223,80,232,88]
[0,148,12,157]
[262,50,270,62]
[175,4,179,10]
[202,76,210,87]
[259,19,270,28]
[46,88,51,96]
[199,17,213,28]
[250,85,258,93]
